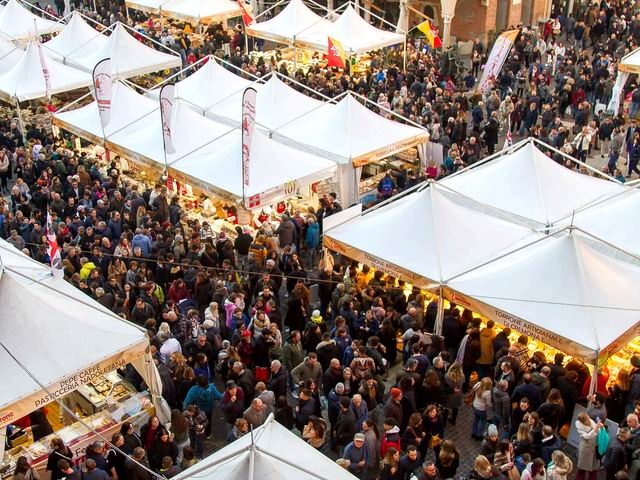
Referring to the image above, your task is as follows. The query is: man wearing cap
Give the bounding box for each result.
[385,387,404,428]
[343,433,369,478]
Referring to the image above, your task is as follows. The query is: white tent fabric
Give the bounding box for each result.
[171,414,358,480]
[324,184,541,289]
[570,188,640,257]
[0,0,63,40]
[440,141,624,226]
[0,36,23,73]
[0,42,91,102]
[46,22,181,78]
[246,0,332,45]
[205,75,324,129]
[0,240,150,428]
[157,0,241,23]
[274,94,428,165]
[43,12,108,65]
[296,5,405,54]
[165,57,256,116]
[54,81,159,144]
[444,232,640,362]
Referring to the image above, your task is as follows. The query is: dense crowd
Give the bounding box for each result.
[3,0,640,479]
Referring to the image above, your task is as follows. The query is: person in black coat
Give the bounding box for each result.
[268,361,288,400]
[150,428,178,471]
[333,397,357,451]
[484,114,500,155]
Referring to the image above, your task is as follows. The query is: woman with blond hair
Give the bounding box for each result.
[466,455,494,480]
[472,377,493,439]
[575,411,602,480]
[547,450,573,480]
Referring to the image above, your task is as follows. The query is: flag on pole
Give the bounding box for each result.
[237,0,254,26]
[45,211,63,278]
[327,36,347,69]
[478,29,519,93]
[92,58,112,129]
[416,20,442,49]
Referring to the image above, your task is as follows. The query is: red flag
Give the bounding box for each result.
[45,211,63,277]
[416,20,442,49]
[327,37,347,69]
[237,0,254,26]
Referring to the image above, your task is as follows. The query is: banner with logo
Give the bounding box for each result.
[45,211,63,278]
[159,84,175,156]
[478,30,519,93]
[92,58,112,130]
[241,87,257,188]
[36,42,51,101]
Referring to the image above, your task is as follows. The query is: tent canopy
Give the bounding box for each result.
[44,12,109,65]
[440,141,623,226]
[0,36,23,73]
[444,231,640,362]
[45,21,181,78]
[246,0,332,45]
[324,184,541,289]
[0,240,149,428]
[54,81,159,144]
[0,42,91,102]
[274,93,428,165]
[0,0,63,40]
[172,414,358,480]
[296,5,405,54]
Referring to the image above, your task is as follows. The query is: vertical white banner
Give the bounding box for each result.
[92,58,112,130]
[478,30,519,93]
[242,87,257,187]
[36,43,51,100]
[607,71,629,115]
[159,84,175,156]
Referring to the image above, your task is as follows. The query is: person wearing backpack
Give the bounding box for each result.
[377,173,395,200]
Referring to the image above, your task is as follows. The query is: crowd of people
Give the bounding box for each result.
[3,0,640,479]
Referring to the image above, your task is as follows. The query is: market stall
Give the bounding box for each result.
[440,139,624,227]
[442,230,640,381]
[0,41,92,103]
[607,46,640,115]
[273,92,428,205]
[0,0,63,40]
[43,20,181,79]
[172,414,359,480]
[54,82,338,230]
[0,240,168,477]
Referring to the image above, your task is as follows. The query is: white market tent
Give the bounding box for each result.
[44,20,181,78]
[0,239,162,429]
[246,0,332,45]
[296,5,405,54]
[274,93,428,166]
[126,0,241,23]
[55,83,338,208]
[0,42,91,102]
[0,0,63,40]
[171,414,358,480]
[439,140,624,227]
[608,46,640,113]
[617,46,640,74]
[54,81,159,146]
[443,231,640,363]
[43,12,109,65]
[324,183,542,290]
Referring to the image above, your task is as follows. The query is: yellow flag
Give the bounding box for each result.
[416,20,442,48]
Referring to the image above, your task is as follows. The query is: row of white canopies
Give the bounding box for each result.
[246,0,405,54]
[0,2,181,102]
[324,139,640,367]
[53,55,428,208]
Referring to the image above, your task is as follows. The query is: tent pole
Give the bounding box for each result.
[588,350,599,400]
[294,45,297,68]
[434,285,445,335]
[403,36,407,71]
[15,99,27,148]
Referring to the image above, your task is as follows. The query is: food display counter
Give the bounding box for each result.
[0,377,153,480]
